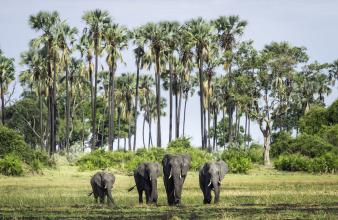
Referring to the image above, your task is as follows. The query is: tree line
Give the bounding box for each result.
[0,10,337,166]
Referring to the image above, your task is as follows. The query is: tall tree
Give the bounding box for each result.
[184,17,213,148]
[0,52,15,125]
[82,9,111,150]
[56,22,78,154]
[212,15,247,144]
[140,23,168,147]
[29,11,60,155]
[104,22,128,150]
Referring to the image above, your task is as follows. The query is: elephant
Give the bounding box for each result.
[199,160,228,204]
[89,171,115,206]
[162,154,191,206]
[128,162,162,204]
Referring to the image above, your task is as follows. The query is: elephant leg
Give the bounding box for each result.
[204,187,212,204]
[138,189,143,204]
[145,189,150,204]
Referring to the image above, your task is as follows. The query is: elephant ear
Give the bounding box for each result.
[199,163,208,176]
[181,154,191,176]
[217,160,228,181]
[94,172,104,188]
[137,163,148,179]
[162,154,171,176]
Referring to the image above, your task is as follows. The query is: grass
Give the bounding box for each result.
[0,165,337,219]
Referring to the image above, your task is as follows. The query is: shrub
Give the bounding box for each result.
[289,134,333,158]
[167,137,192,149]
[0,125,31,160]
[274,152,338,173]
[299,105,328,135]
[76,146,215,172]
[0,154,24,176]
[271,131,293,158]
[248,144,264,164]
[317,124,338,147]
[221,148,252,174]
[327,99,338,125]
[274,153,311,172]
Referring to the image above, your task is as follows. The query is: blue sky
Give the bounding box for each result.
[0,0,337,147]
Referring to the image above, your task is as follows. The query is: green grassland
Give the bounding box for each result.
[0,166,337,219]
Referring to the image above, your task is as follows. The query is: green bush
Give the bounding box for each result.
[221,148,252,174]
[327,99,338,125]
[167,137,192,149]
[299,105,328,135]
[248,144,264,164]
[274,154,310,172]
[317,124,338,147]
[274,152,338,173]
[77,146,214,172]
[288,134,333,158]
[0,154,24,176]
[271,131,293,158]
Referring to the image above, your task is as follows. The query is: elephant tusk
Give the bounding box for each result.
[149,177,152,181]
[208,181,212,187]
[218,181,221,184]
[168,174,172,179]
[179,174,182,179]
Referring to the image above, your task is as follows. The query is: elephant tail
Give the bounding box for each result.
[127,185,136,192]
[88,192,93,196]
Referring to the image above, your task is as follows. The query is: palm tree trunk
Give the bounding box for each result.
[117,106,121,150]
[183,94,188,137]
[213,109,217,151]
[38,83,44,149]
[82,110,85,152]
[244,112,248,148]
[143,116,146,148]
[178,89,182,138]
[52,56,57,153]
[108,59,116,151]
[155,53,161,147]
[133,58,141,150]
[0,83,4,125]
[169,62,173,142]
[175,91,178,139]
[198,54,205,148]
[65,64,70,155]
[208,103,211,151]
[128,121,132,151]
[222,109,226,149]
[92,50,98,150]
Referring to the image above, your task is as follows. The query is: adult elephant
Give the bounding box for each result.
[199,160,228,204]
[128,162,162,204]
[89,171,115,206]
[162,154,191,206]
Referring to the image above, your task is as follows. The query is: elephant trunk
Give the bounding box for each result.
[173,173,183,204]
[106,189,114,206]
[150,177,158,203]
[211,177,220,203]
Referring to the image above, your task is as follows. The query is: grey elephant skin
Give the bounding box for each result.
[162,154,191,206]
[199,160,228,204]
[129,162,162,204]
[89,171,115,206]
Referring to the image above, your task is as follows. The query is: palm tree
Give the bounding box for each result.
[130,27,146,150]
[184,17,213,148]
[140,22,168,147]
[212,15,247,144]
[139,74,155,148]
[20,47,48,149]
[55,21,78,154]
[82,9,111,150]
[29,11,60,155]
[0,53,15,124]
[104,22,128,150]
[159,21,180,142]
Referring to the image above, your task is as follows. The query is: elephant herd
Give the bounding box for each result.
[89,154,228,207]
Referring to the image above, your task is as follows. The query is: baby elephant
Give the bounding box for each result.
[128,162,162,204]
[199,160,228,204]
[89,171,115,206]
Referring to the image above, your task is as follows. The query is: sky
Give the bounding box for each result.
[0,0,337,147]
